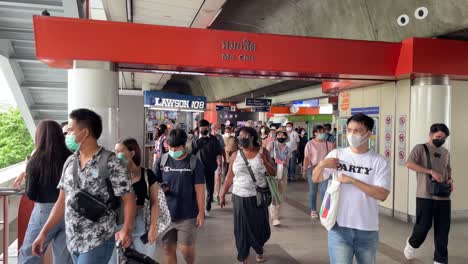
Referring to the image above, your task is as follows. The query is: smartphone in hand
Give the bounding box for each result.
[140,232,149,244]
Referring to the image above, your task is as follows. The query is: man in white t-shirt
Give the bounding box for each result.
[285,122,300,181]
[313,113,391,264]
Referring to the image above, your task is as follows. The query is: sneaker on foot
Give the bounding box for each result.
[204,210,211,217]
[434,262,444,264]
[310,211,319,219]
[404,238,416,260]
[272,219,281,226]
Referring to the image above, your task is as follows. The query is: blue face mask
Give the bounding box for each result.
[116,153,127,163]
[169,149,184,159]
[317,133,328,141]
[65,134,79,151]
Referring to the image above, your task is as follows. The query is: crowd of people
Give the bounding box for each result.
[12,108,453,264]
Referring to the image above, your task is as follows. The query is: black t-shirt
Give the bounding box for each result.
[153,155,206,221]
[191,135,222,172]
[132,168,158,206]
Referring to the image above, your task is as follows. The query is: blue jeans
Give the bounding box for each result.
[19,203,71,264]
[306,169,319,211]
[328,224,379,264]
[108,208,156,263]
[288,150,298,180]
[72,238,115,264]
[307,169,330,212]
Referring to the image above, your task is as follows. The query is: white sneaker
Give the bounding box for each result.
[272,219,281,226]
[404,238,416,260]
[434,262,444,264]
[204,210,211,217]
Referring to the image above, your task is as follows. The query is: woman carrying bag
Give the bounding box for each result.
[267,128,291,227]
[109,138,161,263]
[220,127,277,264]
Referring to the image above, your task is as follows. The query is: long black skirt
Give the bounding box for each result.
[232,194,271,262]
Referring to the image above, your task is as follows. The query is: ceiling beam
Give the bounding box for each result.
[0,1,63,11]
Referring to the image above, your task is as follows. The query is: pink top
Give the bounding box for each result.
[304,139,336,169]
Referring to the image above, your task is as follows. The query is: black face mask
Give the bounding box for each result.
[201,129,209,136]
[432,138,445,148]
[277,138,286,143]
[239,138,251,148]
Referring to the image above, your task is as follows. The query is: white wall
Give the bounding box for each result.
[450,81,468,212]
[118,95,145,151]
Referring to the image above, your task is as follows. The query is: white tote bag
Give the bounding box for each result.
[319,175,341,231]
[156,185,172,234]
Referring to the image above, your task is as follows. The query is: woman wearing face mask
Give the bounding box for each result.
[18,120,73,264]
[220,127,276,264]
[110,138,160,262]
[268,128,291,226]
[297,128,308,172]
[302,125,335,219]
[259,125,270,141]
[263,128,276,150]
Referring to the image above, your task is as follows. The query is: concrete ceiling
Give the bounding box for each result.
[0,0,84,135]
[196,0,468,104]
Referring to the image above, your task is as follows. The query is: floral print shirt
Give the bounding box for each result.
[57,147,132,253]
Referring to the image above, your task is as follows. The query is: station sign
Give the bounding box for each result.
[351,106,380,115]
[245,98,272,107]
[254,106,271,112]
[216,105,231,111]
[144,91,206,111]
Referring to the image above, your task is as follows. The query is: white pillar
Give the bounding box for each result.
[408,76,451,216]
[68,62,119,150]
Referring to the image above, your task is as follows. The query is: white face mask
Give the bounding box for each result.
[286,127,292,132]
[347,133,369,148]
[261,128,265,133]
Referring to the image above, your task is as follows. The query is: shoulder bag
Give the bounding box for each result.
[423,144,451,197]
[239,150,272,207]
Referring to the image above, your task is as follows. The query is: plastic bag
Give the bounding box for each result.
[319,176,341,231]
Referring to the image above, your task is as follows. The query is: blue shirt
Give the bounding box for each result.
[153,155,206,221]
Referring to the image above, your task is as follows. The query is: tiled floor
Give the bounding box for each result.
[152,181,468,263]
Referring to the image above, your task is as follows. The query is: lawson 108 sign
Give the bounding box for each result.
[144,91,207,110]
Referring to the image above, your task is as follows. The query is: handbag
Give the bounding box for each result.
[239,149,272,208]
[69,150,116,222]
[422,144,451,197]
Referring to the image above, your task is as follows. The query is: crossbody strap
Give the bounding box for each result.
[144,168,150,200]
[72,154,80,189]
[422,144,433,181]
[239,150,257,184]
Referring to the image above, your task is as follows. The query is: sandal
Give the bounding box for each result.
[310,211,318,219]
[256,254,266,263]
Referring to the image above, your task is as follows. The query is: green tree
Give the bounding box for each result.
[0,108,34,169]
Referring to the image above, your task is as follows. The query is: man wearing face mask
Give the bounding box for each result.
[404,124,453,264]
[154,129,206,264]
[285,122,300,182]
[313,113,391,264]
[191,119,223,216]
[324,124,336,143]
[32,108,136,264]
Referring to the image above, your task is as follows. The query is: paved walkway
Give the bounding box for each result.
[153,181,468,263]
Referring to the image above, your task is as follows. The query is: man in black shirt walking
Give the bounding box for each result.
[192,119,223,216]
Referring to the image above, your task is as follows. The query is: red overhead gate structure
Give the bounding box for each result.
[33,16,468,94]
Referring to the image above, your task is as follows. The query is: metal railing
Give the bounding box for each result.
[0,187,24,264]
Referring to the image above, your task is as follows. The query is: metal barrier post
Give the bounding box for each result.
[3,196,8,264]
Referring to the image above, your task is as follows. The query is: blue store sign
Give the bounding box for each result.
[351,106,380,115]
[144,91,207,111]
